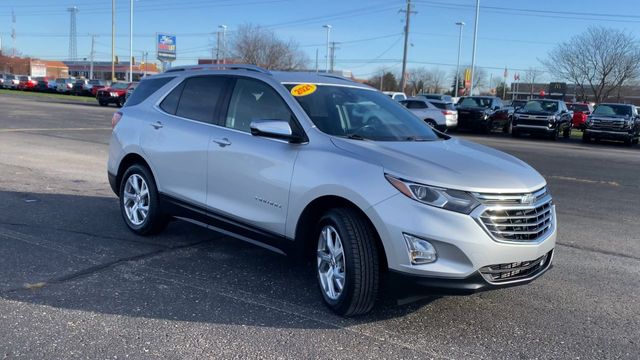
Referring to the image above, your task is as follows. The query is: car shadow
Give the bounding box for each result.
[0,190,442,329]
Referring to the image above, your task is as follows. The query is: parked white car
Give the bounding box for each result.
[399,98,449,131]
[429,99,458,130]
[383,91,407,102]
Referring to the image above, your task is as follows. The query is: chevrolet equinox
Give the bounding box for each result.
[107,65,556,316]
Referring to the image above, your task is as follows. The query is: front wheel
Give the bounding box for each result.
[549,127,559,141]
[563,126,571,139]
[316,208,379,316]
[119,164,168,235]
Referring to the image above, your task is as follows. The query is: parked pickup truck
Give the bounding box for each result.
[583,103,639,146]
[97,82,137,107]
[511,99,573,140]
[455,96,511,133]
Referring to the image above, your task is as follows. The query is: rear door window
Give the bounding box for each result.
[175,76,229,123]
[159,81,185,115]
[125,77,174,107]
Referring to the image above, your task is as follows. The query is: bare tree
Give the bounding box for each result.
[524,67,543,97]
[541,26,640,103]
[231,24,309,70]
[428,68,448,94]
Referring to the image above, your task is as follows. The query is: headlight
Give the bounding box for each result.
[385,174,480,214]
[626,119,634,128]
[110,92,118,97]
[586,117,593,127]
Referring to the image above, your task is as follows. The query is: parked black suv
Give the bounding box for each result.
[583,103,639,146]
[455,96,511,133]
[511,99,572,140]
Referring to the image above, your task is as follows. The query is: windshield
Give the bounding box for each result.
[458,97,492,108]
[111,82,129,89]
[19,76,29,81]
[568,103,589,112]
[89,80,101,85]
[593,104,632,117]
[522,100,558,113]
[285,84,440,141]
[430,102,455,110]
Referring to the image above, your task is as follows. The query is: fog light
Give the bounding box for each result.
[403,233,437,265]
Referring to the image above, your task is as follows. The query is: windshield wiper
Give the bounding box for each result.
[404,136,430,141]
[346,133,367,140]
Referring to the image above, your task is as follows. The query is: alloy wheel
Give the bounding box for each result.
[122,174,150,226]
[317,225,346,301]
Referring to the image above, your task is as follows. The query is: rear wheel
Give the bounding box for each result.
[316,208,379,316]
[424,119,437,129]
[119,164,168,235]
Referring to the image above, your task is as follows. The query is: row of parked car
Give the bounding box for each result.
[386,92,640,147]
[0,73,139,107]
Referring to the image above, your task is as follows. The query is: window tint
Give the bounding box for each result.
[125,77,174,107]
[225,78,294,133]
[159,81,184,115]
[175,76,227,123]
[407,101,427,109]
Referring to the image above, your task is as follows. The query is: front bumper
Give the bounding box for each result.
[512,123,555,133]
[585,128,635,140]
[365,193,556,291]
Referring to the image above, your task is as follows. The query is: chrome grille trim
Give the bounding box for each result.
[472,187,555,243]
[590,118,627,130]
[480,250,553,284]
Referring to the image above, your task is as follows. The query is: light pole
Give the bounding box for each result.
[469,0,480,95]
[322,25,332,73]
[111,0,115,82]
[218,25,227,64]
[129,0,133,82]
[454,21,465,97]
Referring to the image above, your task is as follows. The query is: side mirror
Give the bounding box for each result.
[250,119,303,143]
[493,106,500,111]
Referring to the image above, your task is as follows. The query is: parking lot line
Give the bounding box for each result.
[0,127,112,132]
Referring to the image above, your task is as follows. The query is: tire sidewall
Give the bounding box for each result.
[316,213,351,308]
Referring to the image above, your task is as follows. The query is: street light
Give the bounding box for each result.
[219,25,227,64]
[454,21,465,97]
[322,25,332,73]
[469,0,480,95]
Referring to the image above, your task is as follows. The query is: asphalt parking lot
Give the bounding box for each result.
[0,94,638,359]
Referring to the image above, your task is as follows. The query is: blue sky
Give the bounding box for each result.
[1,0,640,83]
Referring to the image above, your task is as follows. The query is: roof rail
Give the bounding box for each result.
[165,64,271,75]
[319,73,350,81]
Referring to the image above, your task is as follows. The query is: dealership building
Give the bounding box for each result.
[508,82,640,105]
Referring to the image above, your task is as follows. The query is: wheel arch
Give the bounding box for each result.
[293,195,388,271]
[115,153,157,196]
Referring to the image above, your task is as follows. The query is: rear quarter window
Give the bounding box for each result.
[124,77,175,107]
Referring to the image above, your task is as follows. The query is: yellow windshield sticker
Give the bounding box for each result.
[290,83,317,97]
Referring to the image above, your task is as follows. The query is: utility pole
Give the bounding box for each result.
[89,34,96,79]
[502,67,507,99]
[11,9,16,57]
[329,42,340,72]
[219,25,227,64]
[454,21,465,97]
[315,48,319,73]
[215,31,220,63]
[129,0,133,82]
[399,0,416,93]
[111,0,115,82]
[469,0,480,95]
[322,25,332,73]
[380,69,383,90]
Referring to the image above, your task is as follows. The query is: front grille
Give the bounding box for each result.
[476,187,554,242]
[516,119,548,126]
[480,251,552,283]
[590,118,626,131]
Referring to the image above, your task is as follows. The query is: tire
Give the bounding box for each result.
[503,118,512,134]
[633,138,639,145]
[119,164,168,235]
[482,120,493,134]
[316,208,379,316]
[98,101,107,107]
[624,138,633,147]
[511,128,520,138]
[549,127,559,141]
[563,126,571,139]
[582,133,591,143]
[424,119,437,129]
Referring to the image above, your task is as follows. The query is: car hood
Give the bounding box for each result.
[330,137,545,193]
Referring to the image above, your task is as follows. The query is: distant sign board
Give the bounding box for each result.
[548,82,567,95]
[157,33,176,62]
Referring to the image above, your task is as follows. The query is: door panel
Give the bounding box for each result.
[206,77,300,234]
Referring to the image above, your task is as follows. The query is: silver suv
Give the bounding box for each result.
[107,65,556,316]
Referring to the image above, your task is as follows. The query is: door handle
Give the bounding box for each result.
[212,137,231,147]
[151,121,163,129]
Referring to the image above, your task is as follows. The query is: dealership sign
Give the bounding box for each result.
[157,33,176,62]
